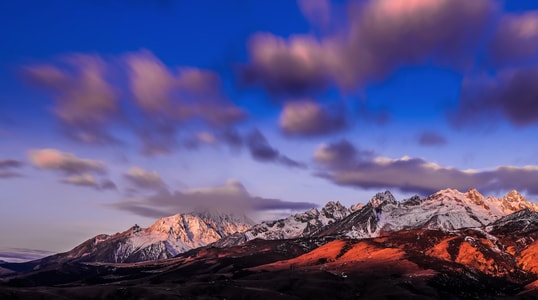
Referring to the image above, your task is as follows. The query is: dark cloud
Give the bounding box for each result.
[100,179,118,191]
[418,131,447,146]
[0,159,23,169]
[243,0,495,94]
[21,55,120,145]
[452,67,538,128]
[110,179,317,218]
[124,166,167,192]
[314,140,538,196]
[0,248,54,263]
[490,11,538,65]
[62,174,117,191]
[279,100,347,137]
[246,129,306,169]
[219,128,244,149]
[0,159,23,179]
[314,139,374,167]
[241,34,330,95]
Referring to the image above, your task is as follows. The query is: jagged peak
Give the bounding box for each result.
[464,188,486,206]
[432,188,464,197]
[350,203,365,212]
[322,201,345,211]
[191,209,254,224]
[401,195,422,205]
[301,207,320,217]
[503,190,525,202]
[369,190,397,208]
[465,188,484,199]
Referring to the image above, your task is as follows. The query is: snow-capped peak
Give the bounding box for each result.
[368,191,397,208]
[47,210,253,264]
[316,188,538,240]
[465,188,486,206]
[321,201,348,220]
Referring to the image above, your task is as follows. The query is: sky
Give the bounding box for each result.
[2,0,538,256]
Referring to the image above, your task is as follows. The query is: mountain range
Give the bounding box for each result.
[3,188,538,298]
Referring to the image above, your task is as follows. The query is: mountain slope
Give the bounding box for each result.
[6,211,538,299]
[213,201,354,248]
[34,211,253,265]
[314,189,538,239]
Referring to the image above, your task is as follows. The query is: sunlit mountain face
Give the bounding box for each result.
[2,0,538,298]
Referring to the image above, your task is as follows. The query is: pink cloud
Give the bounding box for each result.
[279,100,346,136]
[22,55,119,144]
[491,11,538,65]
[244,0,495,93]
[297,0,331,28]
[28,148,106,174]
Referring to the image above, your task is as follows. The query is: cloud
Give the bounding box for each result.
[110,179,317,218]
[61,173,117,190]
[196,132,217,145]
[452,66,538,128]
[21,55,119,144]
[0,248,54,263]
[28,149,116,191]
[418,131,447,146]
[279,100,347,137]
[314,140,538,196]
[0,159,23,169]
[243,0,495,94]
[242,33,330,95]
[21,50,246,155]
[297,0,331,28]
[245,129,306,168]
[490,11,538,65]
[125,50,247,155]
[0,159,23,179]
[314,139,374,167]
[219,128,244,150]
[28,149,105,174]
[124,166,166,191]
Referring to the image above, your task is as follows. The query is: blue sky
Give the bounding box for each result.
[2,0,538,254]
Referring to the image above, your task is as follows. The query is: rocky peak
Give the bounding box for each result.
[497,190,538,213]
[321,201,348,220]
[350,203,365,212]
[503,190,525,203]
[191,209,255,226]
[369,191,397,208]
[401,195,421,206]
[465,188,485,203]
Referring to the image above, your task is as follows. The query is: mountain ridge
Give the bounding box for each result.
[8,188,538,266]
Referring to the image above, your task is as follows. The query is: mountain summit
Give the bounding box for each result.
[314,188,538,239]
[34,211,253,265]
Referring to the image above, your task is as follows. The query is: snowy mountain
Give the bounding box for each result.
[314,189,538,239]
[35,211,253,265]
[213,201,352,248]
[21,188,538,265]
